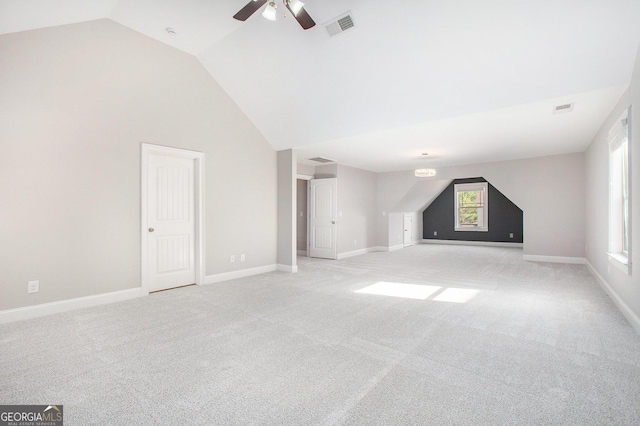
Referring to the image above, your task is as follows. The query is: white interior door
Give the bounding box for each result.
[309,178,337,259]
[403,215,413,247]
[147,152,196,292]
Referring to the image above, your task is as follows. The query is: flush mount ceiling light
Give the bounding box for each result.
[415,153,437,177]
[234,0,316,29]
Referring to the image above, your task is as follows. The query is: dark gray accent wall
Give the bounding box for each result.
[422,177,523,243]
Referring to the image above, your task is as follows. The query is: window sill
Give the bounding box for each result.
[455,228,488,232]
[608,252,631,275]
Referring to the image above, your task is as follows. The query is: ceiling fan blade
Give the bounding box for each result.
[285,4,316,30]
[233,0,268,21]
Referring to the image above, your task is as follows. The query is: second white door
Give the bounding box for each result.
[309,178,337,259]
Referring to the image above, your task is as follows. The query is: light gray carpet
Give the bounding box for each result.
[2,245,640,425]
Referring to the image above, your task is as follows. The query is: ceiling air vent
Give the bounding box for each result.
[309,157,335,163]
[553,103,574,114]
[325,12,356,37]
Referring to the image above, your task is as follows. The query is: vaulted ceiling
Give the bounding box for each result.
[2,0,640,171]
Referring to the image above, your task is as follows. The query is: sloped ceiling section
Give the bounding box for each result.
[392,179,452,214]
[2,0,640,172]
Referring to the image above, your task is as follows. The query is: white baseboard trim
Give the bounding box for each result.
[586,261,640,335]
[205,264,278,284]
[337,247,379,260]
[371,245,404,253]
[297,250,307,256]
[0,287,143,324]
[422,239,524,248]
[523,255,586,264]
[277,264,298,273]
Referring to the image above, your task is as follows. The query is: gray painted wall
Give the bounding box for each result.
[0,20,277,311]
[335,165,377,255]
[297,163,315,176]
[314,163,338,179]
[277,150,296,268]
[585,45,640,325]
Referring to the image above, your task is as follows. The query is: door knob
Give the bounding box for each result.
[148,227,155,232]
[332,221,335,224]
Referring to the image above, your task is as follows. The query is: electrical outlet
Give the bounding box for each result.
[509,233,514,238]
[240,254,245,262]
[28,280,39,294]
[230,255,235,263]
[434,231,438,236]
[354,240,357,246]
[382,211,386,216]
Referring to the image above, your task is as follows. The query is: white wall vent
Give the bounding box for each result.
[308,157,335,163]
[553,103,574,114]
[324,12,356,37]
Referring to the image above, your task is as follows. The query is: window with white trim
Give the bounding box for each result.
[608,107,631,274]
[455,182,488,232]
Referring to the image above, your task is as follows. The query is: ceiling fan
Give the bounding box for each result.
[233,0,316,30]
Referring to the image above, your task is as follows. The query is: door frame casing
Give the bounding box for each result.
[141,143,205,295]
[296,174,313,257]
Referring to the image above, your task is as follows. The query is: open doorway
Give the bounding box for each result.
[296,179,308,256]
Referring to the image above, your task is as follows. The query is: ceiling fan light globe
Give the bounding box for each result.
[262,2,277,21]
[289,0,305,16]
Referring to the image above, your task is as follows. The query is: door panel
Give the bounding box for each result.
[156,165,190,221]
[314,227,333,249]
[309,178,337,259]
[148,153,196,292]
[156,235,190,273]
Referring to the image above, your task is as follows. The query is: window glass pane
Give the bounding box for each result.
[456,187,486,228]
[622,142,629,254]
[459,206,479,226]
[608,107,630,267]
[458,190,483,207]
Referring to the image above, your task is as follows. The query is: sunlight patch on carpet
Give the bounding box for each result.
[355,282,442,300]
[355,282,480,303]
[433,287,480,303]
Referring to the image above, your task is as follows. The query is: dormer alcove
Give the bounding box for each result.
[423,177,523,244]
